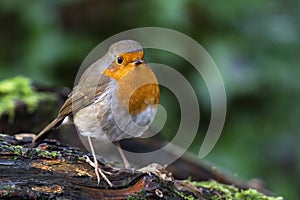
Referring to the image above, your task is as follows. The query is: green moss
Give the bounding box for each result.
[191,180,283,200]
[235,188,275,200]
[13,145,23,155]
[0,184,16,197]
[0,141,60,160]
[77,156,86,162]
[37,149,60,159]
[0,76,54,122]
[175,190,195,200]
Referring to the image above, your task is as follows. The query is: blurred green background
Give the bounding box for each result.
[0,0,299,199]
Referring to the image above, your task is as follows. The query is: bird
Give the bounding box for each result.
[32,40,160,187]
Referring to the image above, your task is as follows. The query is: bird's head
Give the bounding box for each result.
[104,40,145,80]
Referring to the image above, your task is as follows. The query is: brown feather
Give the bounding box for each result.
[32,75,111,143]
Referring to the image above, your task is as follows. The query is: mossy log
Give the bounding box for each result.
[0,134,283,200]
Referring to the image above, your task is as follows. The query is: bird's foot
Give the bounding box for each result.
[83,155,113,187]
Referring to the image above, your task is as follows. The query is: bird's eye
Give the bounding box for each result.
[117,56,123,65]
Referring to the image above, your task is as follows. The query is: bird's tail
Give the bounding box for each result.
[31,117,64,144]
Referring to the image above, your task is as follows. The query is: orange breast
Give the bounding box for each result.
[110,64,159,116]
[128,82,159,115]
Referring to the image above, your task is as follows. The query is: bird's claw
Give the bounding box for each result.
[83,155,113,187]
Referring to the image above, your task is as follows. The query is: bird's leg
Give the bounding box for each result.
[87,136,113,187]
[113,141,131,169]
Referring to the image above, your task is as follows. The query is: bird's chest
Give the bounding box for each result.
[115,65,160,117]
[74,65,160,142]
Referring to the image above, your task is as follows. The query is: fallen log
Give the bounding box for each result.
[0,134,283,200]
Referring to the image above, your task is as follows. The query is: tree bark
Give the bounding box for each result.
[0,134,196,199]
[0,134,283,200]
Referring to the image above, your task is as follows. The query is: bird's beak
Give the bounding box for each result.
[134,58,144,65]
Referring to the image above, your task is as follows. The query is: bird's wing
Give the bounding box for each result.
[32,75,111,144]
[58,75,111,119]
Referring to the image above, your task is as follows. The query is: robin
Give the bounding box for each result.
[32,40,160,187]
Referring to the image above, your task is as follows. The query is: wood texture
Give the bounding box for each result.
[0,134,202,199]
